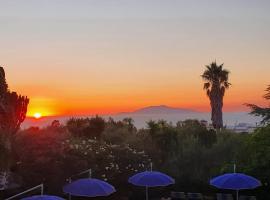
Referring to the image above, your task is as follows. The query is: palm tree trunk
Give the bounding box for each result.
[210,89,223,130]
[216,98,223,129]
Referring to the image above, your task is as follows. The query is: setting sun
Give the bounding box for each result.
[33,113,42,119]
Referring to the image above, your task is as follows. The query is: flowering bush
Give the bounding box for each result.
[62,137,151,185]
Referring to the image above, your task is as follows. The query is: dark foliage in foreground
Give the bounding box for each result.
[1,117,270,199]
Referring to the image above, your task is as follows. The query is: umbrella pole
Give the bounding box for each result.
[146,186,149,200]
[41,184,44,195]
[68,178,72,200]
[236,190,239,200]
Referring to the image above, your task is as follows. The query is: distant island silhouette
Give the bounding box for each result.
[118,105,198,115]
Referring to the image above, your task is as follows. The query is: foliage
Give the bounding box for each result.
[246,85,270,124]
[176,119,217,148]
[102,117,137,145]
[0,66,29,180]
[242,125,270,181]
[12,120,150,196]
[0,67,29,135]
[66,115,105,139]
[202,62,230,129]
[2,116,269,199]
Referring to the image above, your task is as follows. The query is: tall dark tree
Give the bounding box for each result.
[0,67,8,95]
[0,66,29,135]
[0,66,29,172]
[246,85,270,124]
[202,62,230,129]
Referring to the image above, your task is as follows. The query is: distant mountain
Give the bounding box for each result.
[120,105,198,115]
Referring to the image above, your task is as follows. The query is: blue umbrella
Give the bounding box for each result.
[63,178,116,198]
[21,195,65,200]
[210,173,261,200]
[128,171,175,200]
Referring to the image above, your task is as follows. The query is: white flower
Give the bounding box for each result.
[138,151,145,155]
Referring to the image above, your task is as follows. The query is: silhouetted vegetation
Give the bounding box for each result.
[0,117,269,199]
[202,62,230,129]
[246,85,270,124]
[66,116,105,139]
[0,67,29,172]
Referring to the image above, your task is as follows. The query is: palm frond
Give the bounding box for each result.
[263,85,270,100]
[245,103,270,124]
[223,81,231,89]
[204,82,210,90]
[207,89,210,97]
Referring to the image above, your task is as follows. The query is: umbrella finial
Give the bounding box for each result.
[150,163,153,171]
[234,164,236,173]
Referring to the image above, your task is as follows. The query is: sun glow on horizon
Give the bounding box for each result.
[26,97,59,117]
[33,113,42,119]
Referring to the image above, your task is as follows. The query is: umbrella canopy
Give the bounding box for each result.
[210,173,261,190]
[63,178,116,197]
[128,171,175,187]
[21,195,65,200]
[129,171,175,200]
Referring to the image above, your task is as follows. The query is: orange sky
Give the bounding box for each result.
[1,1,270,117]
[9,65,269,117]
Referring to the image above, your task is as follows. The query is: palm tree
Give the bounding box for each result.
[202,62,230,129]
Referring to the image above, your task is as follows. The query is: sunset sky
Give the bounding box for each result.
[1,0,270,117]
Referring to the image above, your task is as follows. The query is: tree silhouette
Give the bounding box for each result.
[264,85,270,100]
[201,62,230,129]
[67,116,105,139]
[246,85,270,124]
[0,66,29,135]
